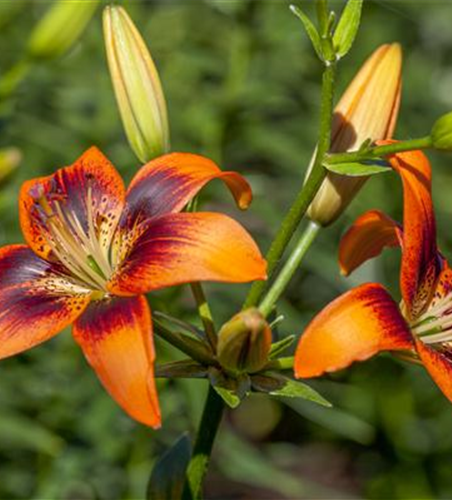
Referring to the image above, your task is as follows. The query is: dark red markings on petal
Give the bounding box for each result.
[122,152,252,228]
[109,212,267,295]
[295,283,413,378]
[0,245,90,359]
[378,143,440,318]
[19,147,125,260]
[73,295,160,428]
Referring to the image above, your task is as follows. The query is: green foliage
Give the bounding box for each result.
[147,433,192,500]
[333,0,363,58]
[325,160,391,176]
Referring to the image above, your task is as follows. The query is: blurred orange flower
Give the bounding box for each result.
[0,148,266,427]
[295,143,452,402]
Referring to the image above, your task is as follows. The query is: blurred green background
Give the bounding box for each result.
[1,0,452,498]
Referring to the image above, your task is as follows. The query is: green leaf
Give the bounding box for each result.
[290,5,323,60]
[325,160,391,177]
[269,335,296,359]
[333,0,363,58]
[147,433,192,500]
[253,372,331,407]
[155,359,208,379]
[154,311,205,341]
[208,368,250,408]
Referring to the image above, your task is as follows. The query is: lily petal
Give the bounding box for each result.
[339,209,402,276]
[0,245,90,359]
[295,283,413,378]
[121,152,252,227]
[381,144,440,318]
[108,212,267,295]
[73,295,160,428]
[415,339,452,403]
[20,147,125,260]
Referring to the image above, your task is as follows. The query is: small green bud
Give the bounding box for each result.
[28,0,99,60]
[217,308,272,375]
[0,147,21,184]
[103,5,170,163]
[431,111,452,150]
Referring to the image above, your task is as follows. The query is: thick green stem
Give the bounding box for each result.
[259,221,321,317]
[244,61,336,309]
[182,386,225,500]
[327,135,433,164]
[190,282,217,350]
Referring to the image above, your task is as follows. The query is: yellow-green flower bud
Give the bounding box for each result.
[306,43,402,226]
[103,5,170,163]
[431,111,452,150]
[28,0,99,60]
[0,147,21,184]
[217,308,272,375]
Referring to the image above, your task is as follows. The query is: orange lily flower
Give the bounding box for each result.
[2,147,266,427]
[295,143,452,402]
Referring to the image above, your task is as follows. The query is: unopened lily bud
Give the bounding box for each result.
[0,148,21,184]
[307,43,402,226]
[217,308,272,375]
[28,0,99,60]
[103,6,169,163]
[431,111,452,150]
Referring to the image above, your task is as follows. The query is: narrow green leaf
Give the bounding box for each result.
[213,385,242,408]
[333,0,363,58]
[290,5,323,60]
[147,433,192,500]
[155,359,208,379]
[208,368,249,408]
[254,372,330,406]
[269,335,296,359]
[325,160,391,177]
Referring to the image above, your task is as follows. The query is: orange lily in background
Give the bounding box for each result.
[295,143,452,402]
[1,147,266,427]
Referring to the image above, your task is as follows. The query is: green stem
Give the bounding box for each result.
[244,60,336,309]
[182,386,225,500]
[259,221,321,317]
[327,136,433,164]
[190,282,217,350]
[264,356,295,371]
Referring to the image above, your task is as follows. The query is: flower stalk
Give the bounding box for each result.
[259,221,322,318]
[182,386,225,500]
[244,60,336,309]
[326,135,433,165]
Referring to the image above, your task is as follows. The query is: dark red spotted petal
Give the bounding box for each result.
[108,212,267,295]
[73,295,160,428]
[0,245,90,359]
[121,152,252,228]
[295,283,413,378]
[19,147,125,260]
[378,143,440,319]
